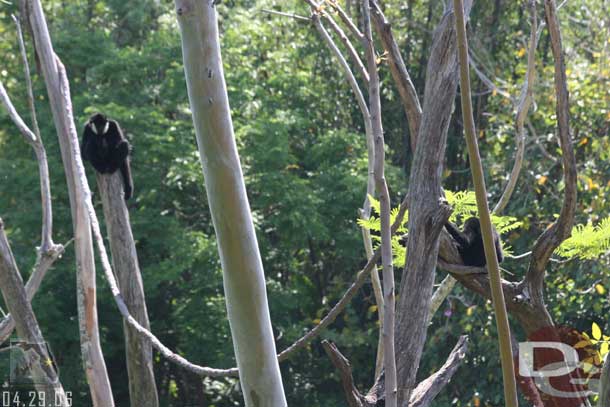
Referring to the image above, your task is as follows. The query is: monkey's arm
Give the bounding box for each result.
[445,221,470,248]
[81,125,94,161]
[119,159,133,200]
[106,121,130,171]
[494,230,504,263]
[109,120,133,199]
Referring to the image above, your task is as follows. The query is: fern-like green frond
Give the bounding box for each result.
[555,216,610,259]
[356,189,524,267]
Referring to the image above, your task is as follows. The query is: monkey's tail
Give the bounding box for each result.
[120,160,133,200]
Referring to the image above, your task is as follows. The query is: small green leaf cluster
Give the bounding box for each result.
[357,190,521,267]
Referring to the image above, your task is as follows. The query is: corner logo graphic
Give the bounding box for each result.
[516,324,608,406]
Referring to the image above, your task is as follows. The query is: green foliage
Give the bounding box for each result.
[359,190,521,266]
[556,216,610,260]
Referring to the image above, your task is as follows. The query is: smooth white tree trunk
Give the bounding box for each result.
[174,1,287,405]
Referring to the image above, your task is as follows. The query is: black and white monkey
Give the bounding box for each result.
[445,217,503,267]
[81,113,133,200]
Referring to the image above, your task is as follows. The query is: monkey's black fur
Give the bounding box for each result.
[445,217,503,267]
[81,113,133,200]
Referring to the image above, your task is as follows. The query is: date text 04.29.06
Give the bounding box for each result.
[2,391,72,407]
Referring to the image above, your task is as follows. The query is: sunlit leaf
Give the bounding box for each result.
[592,322,602,340]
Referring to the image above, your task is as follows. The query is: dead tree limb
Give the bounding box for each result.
[525,0,577,295]
[304,0,384,376]
[0,242,65,344]
[0,18,65,346]
[494,0,538,214]
[322,336,469,407]
[361,1,398,404]
[322,340,374,407]
[600,355,610,407]
[370,0,422,149]
[408,336,469,407]
[0,219,69,406]
[25,0,115,403]
[395,2,471,404]
[96,172,159,407]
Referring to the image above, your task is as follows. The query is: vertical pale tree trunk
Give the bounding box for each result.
[25,1,115,405]
[361,1,397,404]
[96,172,159,407]
[174,1,287,405]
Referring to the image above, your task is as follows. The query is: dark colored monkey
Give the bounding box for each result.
[81,113,133,200]
[445,217,503,267]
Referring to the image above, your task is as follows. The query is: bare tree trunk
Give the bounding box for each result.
[0,220,69,406]
[24,1,115,404]
[174,1,287,405]
[96,172,159,407]
[361,1,397,404]
[600,356,610,407]
[395,2,471,405]
[0,78,65,345]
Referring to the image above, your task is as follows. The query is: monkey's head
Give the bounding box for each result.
[463,217,481,235]
[89,113,109,135]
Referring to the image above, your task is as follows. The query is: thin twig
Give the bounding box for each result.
[468,56,511,99]
[369,0,422,149]
[494,1,538,214]
[322,13,369,83]
[327,0,364,40]
[428,275,457,319]
[261,8,310,22]
[361,0,397,404]
[304,0,369,82]
[0,83,37,144]
[12,14,55,251]
[507,251,532,259]
[13,15,42,142]
[525,0,578,288]
[309,11,369,120]
[305,1,383,376]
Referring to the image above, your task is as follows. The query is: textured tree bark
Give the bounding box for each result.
[0,220,69,406]
[600,356,610,407]
[25,1,115,405]
[96,172,159,407]
[174,1,287,405]
[395,2,472,405]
